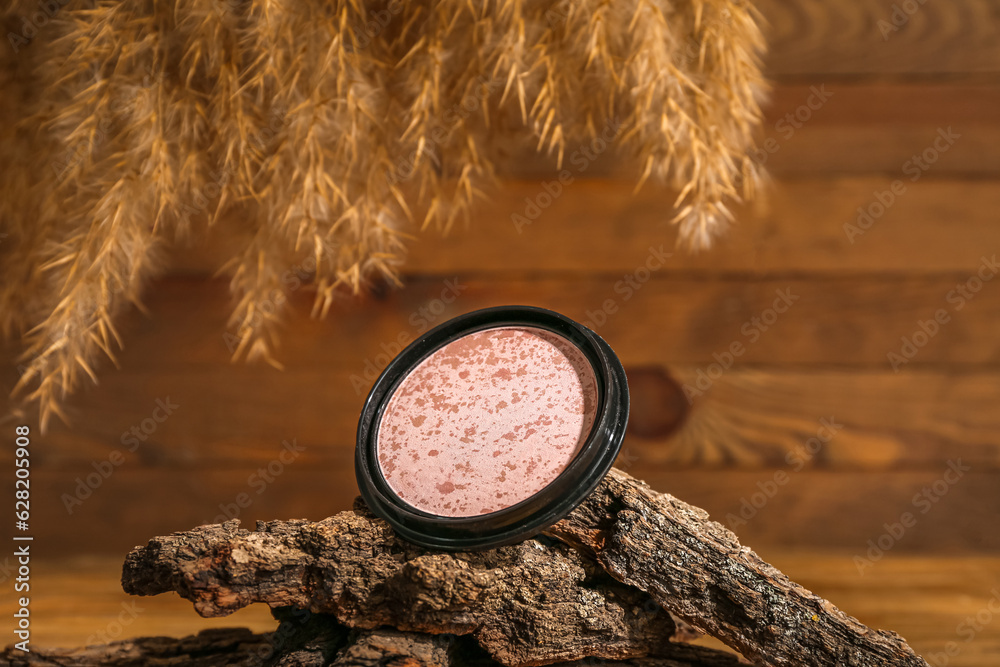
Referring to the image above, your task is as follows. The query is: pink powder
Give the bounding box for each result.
[376,326,598,517]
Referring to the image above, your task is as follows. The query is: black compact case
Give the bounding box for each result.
[355,305,629,550]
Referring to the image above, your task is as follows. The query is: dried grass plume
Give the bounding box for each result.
[0,0,767,429]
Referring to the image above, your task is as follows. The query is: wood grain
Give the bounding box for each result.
[166,178,1000,276]
[406,178,1000,274]
[14,365,1000,472]
[482,84,1000,177]
[756,0,1000,75]
[11,271,998,377]
[761,84,1000,174]
[2,1,997,660]
[7,465,998,557]
[6,271,1000,471]
[25,555,1000,667]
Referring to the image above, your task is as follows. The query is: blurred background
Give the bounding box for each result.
[2,1,1000,664]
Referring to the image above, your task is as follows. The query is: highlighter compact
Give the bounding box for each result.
[355,305,628,550]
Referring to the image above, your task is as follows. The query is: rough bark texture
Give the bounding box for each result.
[544,469,929,667]
[121,505,692,666]
[114,468,927,667]
[0,623,743,667]
[0,628,271,666]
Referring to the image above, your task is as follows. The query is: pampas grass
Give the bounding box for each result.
[0,0,767,430]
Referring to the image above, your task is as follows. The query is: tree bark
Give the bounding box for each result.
[121,508,697,666]
[544,469,929,667]
[0,624,744,667]
[0,628,271,666]
[116,468,927,667]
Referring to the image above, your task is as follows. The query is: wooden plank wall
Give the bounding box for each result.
[2,0,1000,660]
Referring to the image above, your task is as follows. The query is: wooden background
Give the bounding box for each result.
[3,1,1000,664]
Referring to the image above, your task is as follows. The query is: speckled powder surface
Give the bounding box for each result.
[376,326,598,517]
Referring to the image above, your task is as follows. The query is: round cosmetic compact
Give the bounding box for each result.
[355,305,628,550]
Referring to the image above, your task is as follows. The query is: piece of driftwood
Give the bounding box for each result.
[266,614,745,667]
[122,511,700,665]
[544,469,930,667]
[0,623,743,667]
[0,628,270,666]
[117,469,927,667]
